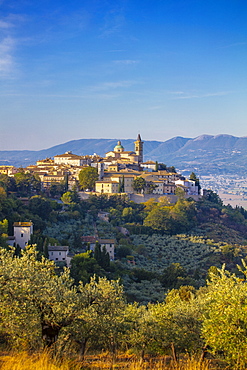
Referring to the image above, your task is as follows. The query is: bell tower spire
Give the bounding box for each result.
[134,133,144,163]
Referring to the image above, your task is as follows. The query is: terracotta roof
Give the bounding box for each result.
[54,153,82,159]
[111,173,136,178]
[99,239,115,243]
[95,180,119,184]
[48,246,69,251]
[81,236,97,243]
[13,222,33,227]
[81,236,115,244]
[103,157,115,161]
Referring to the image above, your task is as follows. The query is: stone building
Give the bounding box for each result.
[10,221,33,249]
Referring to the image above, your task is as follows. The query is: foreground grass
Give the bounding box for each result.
[0,351,220,370]
[0,351,81,370]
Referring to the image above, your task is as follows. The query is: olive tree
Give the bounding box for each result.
[64,276,126,357]
[150,288,203,360]
[202,264,247,369]
[0,246,78,349]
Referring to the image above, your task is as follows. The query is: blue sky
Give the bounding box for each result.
[0,0,247,150]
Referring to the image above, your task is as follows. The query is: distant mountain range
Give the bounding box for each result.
[1,134,247,175]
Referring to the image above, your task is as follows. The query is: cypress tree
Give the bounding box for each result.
[121,175,125,192]
[155,161,159,171]
[94,241,101,262]
[101,245,110,270]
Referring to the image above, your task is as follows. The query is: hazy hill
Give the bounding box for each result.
[1,134,247,175]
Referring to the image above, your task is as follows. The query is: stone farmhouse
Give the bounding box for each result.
[48,245,73,267]
[8,221,33,249]
[81,236,115,261]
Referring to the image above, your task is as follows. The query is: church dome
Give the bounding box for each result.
[114,140,124,152]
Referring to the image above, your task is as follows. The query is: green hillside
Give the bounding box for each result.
[2,173,247,367]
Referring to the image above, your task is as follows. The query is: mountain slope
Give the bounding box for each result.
[1,134,247,174]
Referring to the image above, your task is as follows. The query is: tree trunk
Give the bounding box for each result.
[200,345,208,362]
[79,338,88,361]
[42,323,61,347]
[110,339,117,368]
[171,342,178,364]
[139,347,145,365]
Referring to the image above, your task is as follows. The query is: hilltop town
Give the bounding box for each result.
[0,134,199,200]
[2,136,247,368]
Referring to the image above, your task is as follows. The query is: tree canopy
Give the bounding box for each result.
[0,246,78,348]
[78,167,99,191]
[133,177,146,193]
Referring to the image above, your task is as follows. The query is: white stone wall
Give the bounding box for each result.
[14,225,33,249]
[175,179,198,195]
[48,250,67,262]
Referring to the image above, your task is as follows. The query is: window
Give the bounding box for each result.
[59,252,61,255]
[21,233,23,237]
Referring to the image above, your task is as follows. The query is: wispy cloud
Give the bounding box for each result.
[90,80,136,91]
[0,36,16,77]
[169,91,185,96]
[0,20,13,29]
[0,13,26,28]
[100,6,125,37]
[171,91,231,99]
[220,41,247,49]
[148,105,163,110]
[107,49,126,53]
[0,92,121,100]
[0,14,25,78]
[58,10,90,30]
[113,59,139,65]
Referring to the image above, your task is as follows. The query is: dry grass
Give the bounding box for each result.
[0,351,221,370]
[0,351,81,370]
[82,353,218,370]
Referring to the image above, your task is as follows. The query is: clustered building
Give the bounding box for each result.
[0,134,199,197]
[3,134,199,266]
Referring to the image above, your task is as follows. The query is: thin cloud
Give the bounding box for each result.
[0,92,120,100]
[0,20,13,29]
[107,49,126,53]
[169,91,185,95]
[113,59,139,65]
[0,14,26,28]
[148,105,163,110]
[220,41,247,49]
[0,36,15,77]
[0,14,25,78]
[90,80,136,91]
[100,6,125,37]
[172,91,231,99]
[52,9,90,36]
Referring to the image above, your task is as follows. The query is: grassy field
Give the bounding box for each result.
[0,351,80,370]
[0,351,221,370]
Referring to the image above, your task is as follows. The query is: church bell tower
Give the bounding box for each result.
[134,134,144,163]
